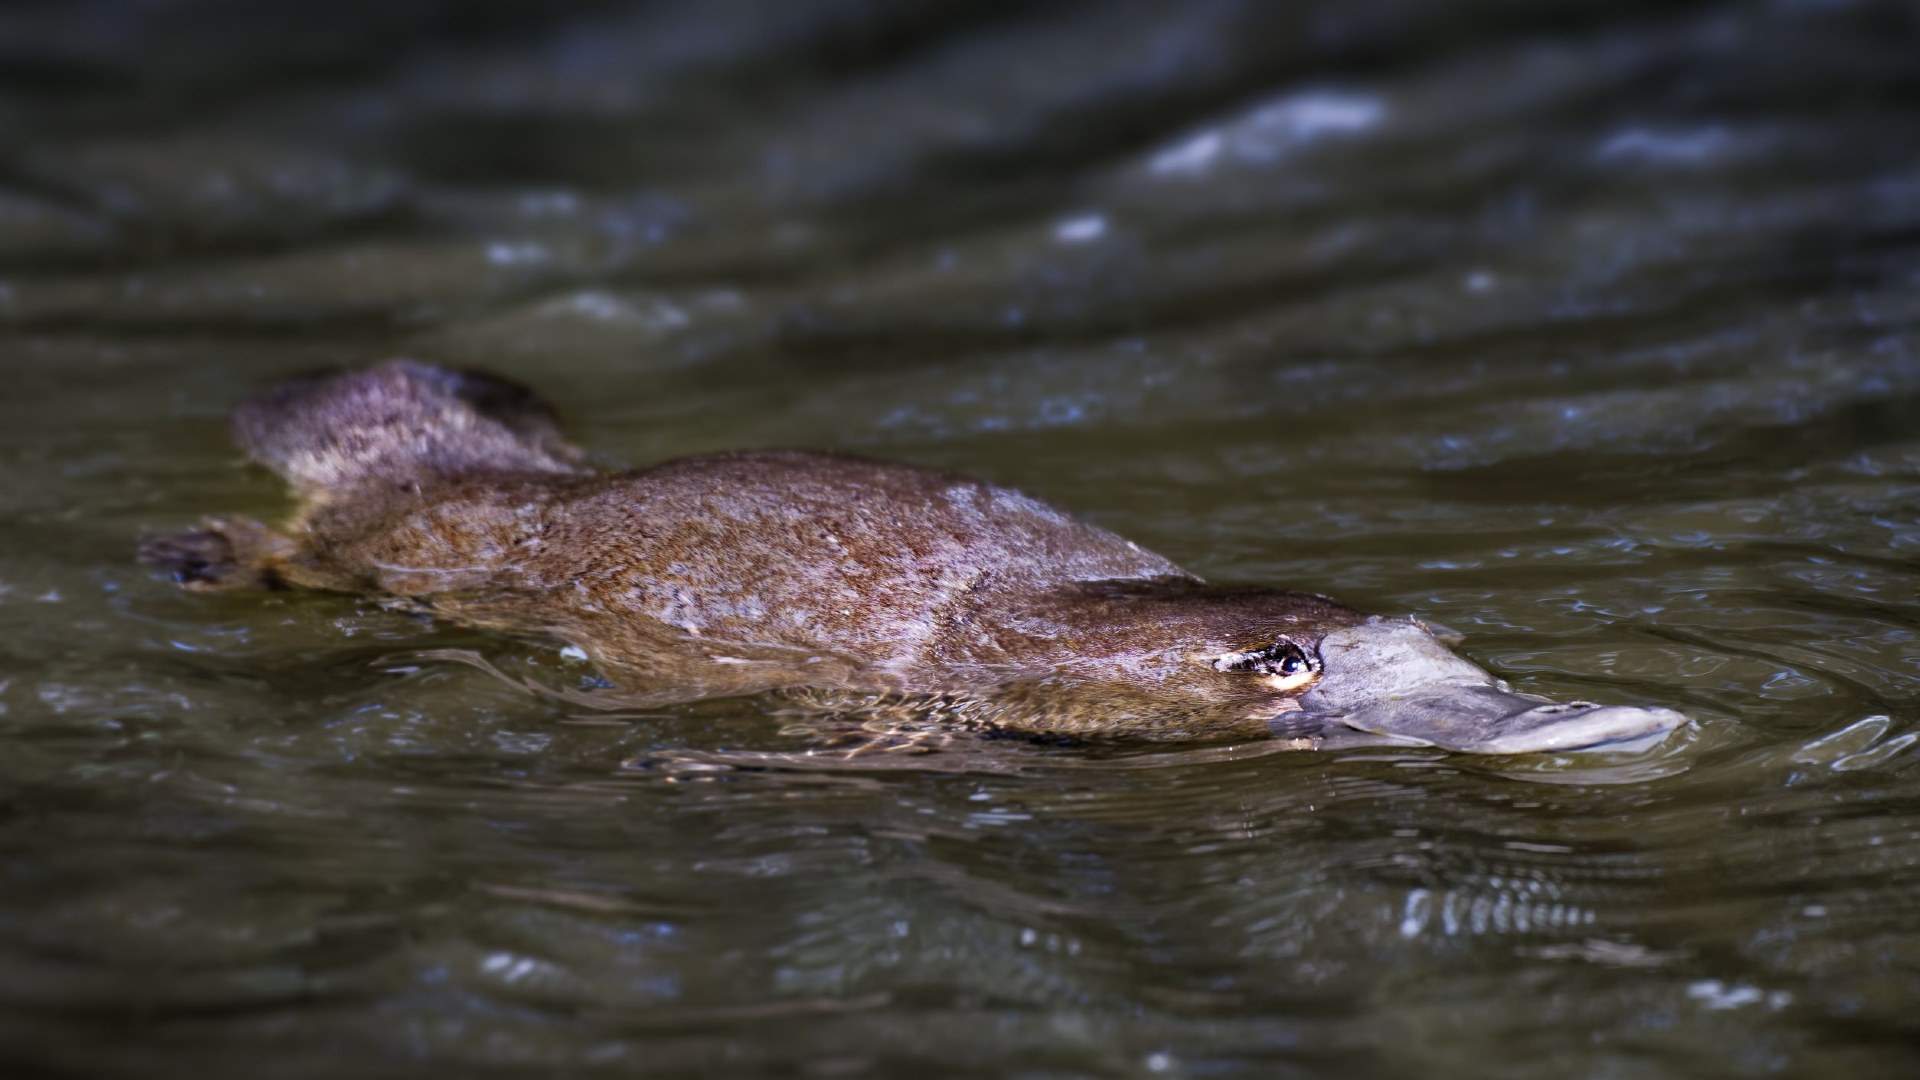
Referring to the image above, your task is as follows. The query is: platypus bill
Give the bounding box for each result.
[141,360,1687,754]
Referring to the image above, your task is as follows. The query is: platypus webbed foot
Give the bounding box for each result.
[138,517,294,591]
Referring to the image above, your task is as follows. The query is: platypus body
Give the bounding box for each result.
[143,361,1686,754]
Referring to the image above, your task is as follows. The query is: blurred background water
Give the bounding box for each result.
[2,0,1919,1075]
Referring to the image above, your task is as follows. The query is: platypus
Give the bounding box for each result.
[141,360,1687,753]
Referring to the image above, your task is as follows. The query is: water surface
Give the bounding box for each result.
[3,1,1919,1075]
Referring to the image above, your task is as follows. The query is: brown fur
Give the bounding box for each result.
[143,361,1367,740]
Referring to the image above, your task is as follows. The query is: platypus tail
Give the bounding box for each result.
[233,359,589,496]
[142,359,588,589]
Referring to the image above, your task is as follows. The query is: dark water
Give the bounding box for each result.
[4,1,1920,1075]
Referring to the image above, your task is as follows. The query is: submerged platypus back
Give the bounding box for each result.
[142,360,1686,753]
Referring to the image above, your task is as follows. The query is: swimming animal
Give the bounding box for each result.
[141,360,1687,753]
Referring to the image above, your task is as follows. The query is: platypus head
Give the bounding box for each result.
[1015,583,1687,754]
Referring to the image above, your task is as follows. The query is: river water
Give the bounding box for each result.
[3,1,1919,1075]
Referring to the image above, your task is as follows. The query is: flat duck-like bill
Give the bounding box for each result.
[1293,618,1688,755]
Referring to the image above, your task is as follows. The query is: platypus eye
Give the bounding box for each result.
[1210,640,1319,687]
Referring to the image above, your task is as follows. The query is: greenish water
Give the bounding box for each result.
[3,1,1920,1075]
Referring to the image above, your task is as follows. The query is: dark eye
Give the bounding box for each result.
[1272,643,1308,676]
[1212,640,1315,676]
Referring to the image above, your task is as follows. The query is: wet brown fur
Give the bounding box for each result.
[142,360,1367,740]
